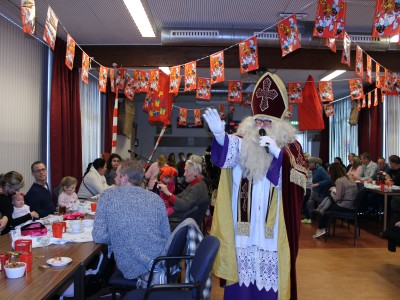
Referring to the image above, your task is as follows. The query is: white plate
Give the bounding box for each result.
[47,257,72,267]
[67,229,84,234]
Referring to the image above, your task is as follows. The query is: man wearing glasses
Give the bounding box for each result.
[25,161,55,218]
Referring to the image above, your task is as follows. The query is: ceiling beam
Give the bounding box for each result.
[81,45,400,71]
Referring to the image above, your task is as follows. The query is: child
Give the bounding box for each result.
[58,176,79,210]
[154,166,178,216]
[12,193,31,219]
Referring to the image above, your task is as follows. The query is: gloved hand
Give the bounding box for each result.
[203,108,226,145]
[259,136,281,159]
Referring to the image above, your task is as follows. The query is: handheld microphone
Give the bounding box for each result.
[259,128,269,153]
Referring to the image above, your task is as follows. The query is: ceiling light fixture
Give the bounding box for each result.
[320,70,346,81]
[279,13,308,20]
[159,67,170,75]
[123,0,155,37]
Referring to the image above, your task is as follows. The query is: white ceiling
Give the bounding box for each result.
[0,0,393,97]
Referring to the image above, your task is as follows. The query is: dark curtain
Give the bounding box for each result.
[369,90,383,161]
[104,80,114,153]
[357,105,370,155]
[50,38,82,190]
[319,112,329,166]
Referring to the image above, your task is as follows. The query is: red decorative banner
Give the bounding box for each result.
[286,104,293,119]
[124,77,135,100]
[386,71,399,95]
[367,92,371,108]
[355,46,363,78]
[194,109,202,126]
[139,70,150,93]
[361,96,366,108]
[142,92,152,113]
[313,0,344,38]
[43,6,58,51]
[277,14,301,57]
[148,72,174,125]
[319,81,334,102]
[324,103,335,117]
[349,78,364,100]
[335,1,347,39]
[169,65,181,94]
[21,0,35,35]
[196,78,211,100]
[376,63,381,88]
[133,71,140,93]
[229,102,235,114]
[184,61,197,91]
[65,34,75,71]
[210,51,225,84]
[228,81,242,102]
[288,82,303,103]
[178,108,187,126]
[366,55,372,84]
[374,91,379,106]
[149,70,159,92]
[372,0,399,37]
[380,75,387,95]
[218,104,226,120]
[239,37,259,73]
[341,32,351,67]
[98,66,108,93]
[325,38,336,53]
[116,68,126,90]
[110,69,115,92]
[243,93,252,107]
[81,51,89,85]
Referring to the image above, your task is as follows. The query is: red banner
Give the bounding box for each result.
[355,46,363,78]
[98,66,108,93]
[319,81,334,102]
[116,68,126,90]
[148,72,173,125]
[349,78,364,100]
[341,32,351,67]
[277,14,301,57]
[210,51,225,84]
[228,81,242,102]
[43,6,58,50]
[196,78,211,100]
[110,69,115,92]
[149,70,159,92]
[21,0,35,35]
[376,63,381,88]
[239,37,259,73]
[124,77,135,100]
[288,82,303,103]
[372,0,399,37]
[65,34,75,71]
[184,61,197,91]
[178,108,187,127]
[169,66,182,94]
[335,1,347,39]
[325,38,336,53]
[194,109,202,126]
[313,0,344,38]
[324,103,335,117]
[81,52,89,85]
[366,55,372,84]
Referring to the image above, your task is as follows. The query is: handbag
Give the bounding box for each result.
[20,222,48,237]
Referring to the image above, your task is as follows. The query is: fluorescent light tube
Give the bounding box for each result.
[320,70,346,81]
[123,0,156,37]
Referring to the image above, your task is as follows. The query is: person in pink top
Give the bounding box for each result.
[153,165,178,216]
[347,156,362,180]
[144,155,167,190]
[58,176,79,209]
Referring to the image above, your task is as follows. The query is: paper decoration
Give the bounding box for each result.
[210,51,225,84]
[288,82,303,103]
[378,88,384,103]
[374,91,379,106]
[385,71,399,95]
[366,55,372,84]
[149,70,159,92]
[142,92,152,113]
[324,103,335,117]
[184,61,197,91]
[355,46,363,78]
[319,81,334,102]
[196,78,211,100]
[325,38,336,53]
[376,63,381,88]
[43,6,58,50]
[357,100,362,111]
[380,75,387,95]
[139,70,150,93]
[178,108,187,126]
[21,0,35,35]
[148,72,174,125]
[229,102,235,114]
[372,0,399,37]
[194,109,202,126]
[218,104,226,120]
[341,32,351,67]
[361,96,366,108]
[124,77,135,100]
[116,68,126,90]
[169,66,182,94]
[277,14,301,57]
[110,69,115,92]
[239,37,259,73]
[65,34,75,71]
[98,66,108,93]
[335,1,347,39]
[367,92,372,108]
[349,78,364,100]
[228,81,242,102]
[313,0,344,38]
[286,104,293,119]
[243,93,252,107]
[81,52,89,85]
[133,71,141,92]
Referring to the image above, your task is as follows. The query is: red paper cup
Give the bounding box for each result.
[59,221,67,233]
[90,202,97,212]
[380,183,385,192]
[19,252,32,273]
[0,253,10,272]
[52,223,63,238]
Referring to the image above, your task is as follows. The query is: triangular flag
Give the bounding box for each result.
[298,75,324,131]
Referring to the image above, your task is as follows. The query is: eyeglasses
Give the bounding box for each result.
[33,168,47,173]
[255,119,272,125]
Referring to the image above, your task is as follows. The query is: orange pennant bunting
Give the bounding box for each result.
[98,66,108,93]
[110,69,115,92]
[116,68,127,90]
[194,109,202,126]
[325,38,336,53]
[372,0,399,37]
[239,37,259,73]
[324,103,335,117]
[178,108,187,127]
[169,66,182,94]
[65,34,75,71]
[228,81,242,103]
[349,78,364,100]
[21,0,35,35]
[288,82,303,103]
[43,6,58,51]
[366,55,372,84]
[277,14,301,57]
[149,70,160,92]
[124,77,135,100]
[210,51,225,84]
[184,61,197,91]
[355,46,363,77]
[319,81,334,102]
[81,52,89,85]
[196,78,211,100]
[341,32,351,67]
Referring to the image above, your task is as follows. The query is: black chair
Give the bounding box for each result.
[109,226,189,299]
[169,205,199,231]
[325,187,365,246]
[122,235,220,300]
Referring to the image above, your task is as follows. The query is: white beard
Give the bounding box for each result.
[237,116,297,183]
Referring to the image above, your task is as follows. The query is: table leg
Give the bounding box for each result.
[74,265,85,299]
[383,194,388,233]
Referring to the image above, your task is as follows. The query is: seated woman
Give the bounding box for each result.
[347,156,362,180]
[158,155,210,224]
[105,153,122,185]
[0,171,39,235]
[313,162,358,238]
[78,158,111,198]
[153,166,178,216]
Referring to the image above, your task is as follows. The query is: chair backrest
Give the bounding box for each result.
[354,187,366,212]
[194,200,210,228]
[181,205,199,221]
[189,236,220,298]
[167,226,188,257]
